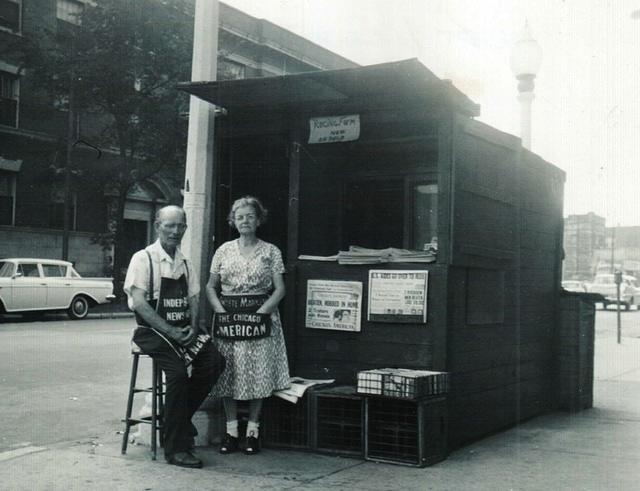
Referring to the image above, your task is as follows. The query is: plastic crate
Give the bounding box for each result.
[365,395,448,467]
[357,368,449,399]
[261,392,312,450]
[311,386,364,457]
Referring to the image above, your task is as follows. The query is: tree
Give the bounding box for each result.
[6,0,194,296]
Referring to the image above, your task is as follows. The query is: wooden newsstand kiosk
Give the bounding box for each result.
[179,59,566,450]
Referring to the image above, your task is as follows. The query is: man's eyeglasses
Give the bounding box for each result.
[161,222,187,231]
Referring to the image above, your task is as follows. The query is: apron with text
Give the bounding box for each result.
[135,251,195,361]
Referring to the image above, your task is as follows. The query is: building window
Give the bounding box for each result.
[342,177,438,252]
[218,59,246,80]
[0,0,21,33]
[412,183,438,251]
[343,179,405,249]
[49,184,77,230]
[0,170,16,225]
[0,71,19,127]
[57,0,83,25]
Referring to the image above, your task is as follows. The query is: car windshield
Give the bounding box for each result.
[0,261,15,277]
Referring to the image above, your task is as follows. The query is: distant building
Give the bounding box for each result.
[0,0,356,275]
[594,226,640,278]
[563,212,605,281]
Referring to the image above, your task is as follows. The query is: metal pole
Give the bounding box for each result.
[610,227,615,273]
[62,40,77,261]
[517,91,534,150]
[516,74,536,151]
[616,277,622,344]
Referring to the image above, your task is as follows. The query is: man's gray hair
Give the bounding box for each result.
[155,205,187,223]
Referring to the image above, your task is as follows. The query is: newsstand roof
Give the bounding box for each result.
[177,58,480,117]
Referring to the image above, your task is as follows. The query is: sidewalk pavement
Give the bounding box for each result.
[3,337,639,490]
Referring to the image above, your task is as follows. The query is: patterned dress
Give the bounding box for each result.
[210,239,290,399]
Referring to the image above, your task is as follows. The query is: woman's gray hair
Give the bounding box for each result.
[227,196,268,228]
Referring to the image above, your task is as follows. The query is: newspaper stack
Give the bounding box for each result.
[272,376,335,404]
[337,246,436,265]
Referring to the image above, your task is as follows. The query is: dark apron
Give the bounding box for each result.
[134,252,209,364]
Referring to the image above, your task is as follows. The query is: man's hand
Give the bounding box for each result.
[166,326,196,347]
[181,326,198,346]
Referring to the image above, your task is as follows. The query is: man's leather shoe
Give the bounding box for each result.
[166,451,203,468]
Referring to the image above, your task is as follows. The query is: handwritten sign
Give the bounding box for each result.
[308,114,360,144]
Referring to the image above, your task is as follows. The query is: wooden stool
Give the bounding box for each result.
[121,347,165,460]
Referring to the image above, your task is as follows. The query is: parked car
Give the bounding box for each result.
[0,258,115,320]
[562,280,587,293]
[584,273,640,310]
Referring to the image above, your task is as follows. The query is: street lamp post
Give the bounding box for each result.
[510,22,542,150]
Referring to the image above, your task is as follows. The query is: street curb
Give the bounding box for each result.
[87,312,134,320]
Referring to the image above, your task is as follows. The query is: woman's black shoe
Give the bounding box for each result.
[244,432,260,455]
[219,433,239,454]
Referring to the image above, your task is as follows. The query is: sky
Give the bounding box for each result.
[222,0,640,227]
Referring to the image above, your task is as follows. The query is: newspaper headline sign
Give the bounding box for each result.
[305,280,363,331]
[308,114,360,144]
[368,270,428,323]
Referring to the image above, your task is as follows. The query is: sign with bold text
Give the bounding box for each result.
[305,280,363,331]
[368,270,428,323]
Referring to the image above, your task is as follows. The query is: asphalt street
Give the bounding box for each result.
[0,317,137,452]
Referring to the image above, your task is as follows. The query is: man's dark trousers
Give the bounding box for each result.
[132,328,223,457]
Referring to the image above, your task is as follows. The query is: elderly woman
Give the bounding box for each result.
[206,196,290,455]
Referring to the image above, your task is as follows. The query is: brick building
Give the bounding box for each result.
[0,0,356,275]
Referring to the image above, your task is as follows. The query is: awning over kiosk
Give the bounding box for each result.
[177,58,480,117]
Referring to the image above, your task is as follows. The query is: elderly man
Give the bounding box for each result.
[124,205,223,469]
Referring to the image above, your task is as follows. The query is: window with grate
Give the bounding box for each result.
[49,183,77,230]
[0,0,20,33]
[0,71,19,127]
[56,0,83,25]
[217,59,246,81]
[0,170,16,225]
[412,183,438,251]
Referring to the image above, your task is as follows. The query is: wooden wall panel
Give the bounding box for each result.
[292,262,447,382]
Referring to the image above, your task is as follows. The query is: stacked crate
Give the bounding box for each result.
[357,368,450,467]
[311,386,364,457]
[262,392,312,450]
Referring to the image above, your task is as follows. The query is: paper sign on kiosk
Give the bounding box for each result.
[368,270,428,323]
[308,114,360,144]
[305,279,363,331]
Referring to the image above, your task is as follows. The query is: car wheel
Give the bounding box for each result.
[68,296,90,320]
